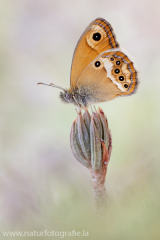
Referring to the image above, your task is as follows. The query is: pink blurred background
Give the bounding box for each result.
[0,0,160,239]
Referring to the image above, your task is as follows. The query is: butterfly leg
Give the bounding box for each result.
[94,105,99,114]
[73,96,81,108]
[75,106,81,115]
[89,103,95,114]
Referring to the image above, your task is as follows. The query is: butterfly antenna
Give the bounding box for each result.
[37,82,65,91]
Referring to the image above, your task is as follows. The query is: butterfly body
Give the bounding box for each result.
[60,87,90,107]
[38,18,138,107]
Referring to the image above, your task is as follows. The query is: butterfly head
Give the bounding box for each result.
[59,89,74,104]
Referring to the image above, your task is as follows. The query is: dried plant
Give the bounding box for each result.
[70,107,112,214]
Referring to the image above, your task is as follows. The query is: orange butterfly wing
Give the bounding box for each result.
[70,18,119,89]
[76,50,138,103]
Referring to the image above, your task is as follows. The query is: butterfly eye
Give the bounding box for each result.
[110,57,114,61]
[114,69,120,74]
[95,61,101,67]
[92,32,101,41]
[119,76,124,81]
[124,84,128,88]
[116,61,121,65]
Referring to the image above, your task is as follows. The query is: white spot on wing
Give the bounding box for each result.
[100,57,124,91]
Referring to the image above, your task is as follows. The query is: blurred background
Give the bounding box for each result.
[0,0,160,239]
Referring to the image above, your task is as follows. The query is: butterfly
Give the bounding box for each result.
[38,18,138,108]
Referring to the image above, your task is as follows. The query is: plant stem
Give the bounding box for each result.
[91,131,112,214]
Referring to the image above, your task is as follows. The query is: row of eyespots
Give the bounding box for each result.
[113,54,135,92]
[110,57,129,88]
[102,53,137,92]
[94,59,128,89]
[114,69,128,88]
[94,57,121,68]
[112,53,138,94]
[110,57,120,66]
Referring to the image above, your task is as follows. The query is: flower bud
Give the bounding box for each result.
[70,107,112,173]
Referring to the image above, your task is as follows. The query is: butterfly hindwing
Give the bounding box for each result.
[76,50,138,103]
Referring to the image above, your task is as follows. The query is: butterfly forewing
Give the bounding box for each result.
[70,18,119,89]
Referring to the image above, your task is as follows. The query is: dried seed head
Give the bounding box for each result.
[70,107,112,173]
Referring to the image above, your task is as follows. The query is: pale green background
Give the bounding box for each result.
[0,0,160,239]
